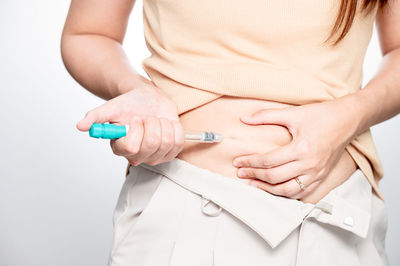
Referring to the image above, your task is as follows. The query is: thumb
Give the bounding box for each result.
[76,107,113,132]
[240,108,289,126]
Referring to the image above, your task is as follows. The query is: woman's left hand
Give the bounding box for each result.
[232,99,360,199]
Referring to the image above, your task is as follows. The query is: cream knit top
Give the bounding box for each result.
[138,0,384,199]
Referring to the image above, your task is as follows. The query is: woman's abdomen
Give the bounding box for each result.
[177,96,293,177]
[177,95,358,204]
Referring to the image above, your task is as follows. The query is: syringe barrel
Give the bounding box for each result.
[184,130,222,143]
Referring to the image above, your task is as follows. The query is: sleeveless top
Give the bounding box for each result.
[137,0,384,199]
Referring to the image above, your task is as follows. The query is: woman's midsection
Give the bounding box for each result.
[177,95,358,204]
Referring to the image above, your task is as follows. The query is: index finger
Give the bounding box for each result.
[233,143,296,169]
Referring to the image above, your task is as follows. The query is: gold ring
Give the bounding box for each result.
[295,177,306,190]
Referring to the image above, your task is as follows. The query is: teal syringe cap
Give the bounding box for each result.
[89,123,127,139]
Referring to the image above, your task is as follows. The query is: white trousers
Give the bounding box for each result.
[108,158,388,266]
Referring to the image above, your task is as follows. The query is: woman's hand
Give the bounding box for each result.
[76,80,185,166]
[232,99,360,199]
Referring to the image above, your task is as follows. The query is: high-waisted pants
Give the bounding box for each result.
[108,158,388,266]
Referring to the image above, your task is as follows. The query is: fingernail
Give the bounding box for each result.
[233,160,242,167]
[249,181,258,188]
[237,168,246,177]
[241,115,251,120]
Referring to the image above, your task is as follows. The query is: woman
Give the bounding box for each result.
[61,0,398,265]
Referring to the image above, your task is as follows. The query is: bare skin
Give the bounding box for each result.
[177,96,359,204]
[62,0,400,204]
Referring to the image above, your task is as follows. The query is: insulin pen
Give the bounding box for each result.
[89,123,223,143]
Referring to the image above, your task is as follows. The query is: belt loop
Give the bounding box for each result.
[201,195,222,217]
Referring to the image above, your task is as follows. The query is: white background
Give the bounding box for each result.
[0,0,398,265]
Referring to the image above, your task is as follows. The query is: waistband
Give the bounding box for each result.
[137,158,372,249]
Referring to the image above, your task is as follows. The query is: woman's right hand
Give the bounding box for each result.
[76,80,186,166]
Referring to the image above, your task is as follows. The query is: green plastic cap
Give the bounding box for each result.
[89,123,127,139]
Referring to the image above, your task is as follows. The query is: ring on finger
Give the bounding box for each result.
[294,176,306,190]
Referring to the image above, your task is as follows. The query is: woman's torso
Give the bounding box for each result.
[177,96,357,204]
[141,0,379,203]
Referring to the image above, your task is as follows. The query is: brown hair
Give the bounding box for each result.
[329,0,387,45]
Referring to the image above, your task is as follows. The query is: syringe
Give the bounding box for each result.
[89,123,223,143]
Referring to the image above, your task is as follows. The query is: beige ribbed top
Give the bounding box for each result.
[138,0,384,199]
